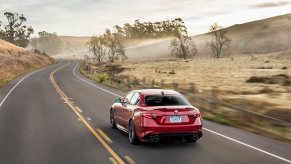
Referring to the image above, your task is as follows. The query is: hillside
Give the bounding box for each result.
[56,13,291,60]
[0,39,55,86]
[193,13,291,56]
[125,13,291,59]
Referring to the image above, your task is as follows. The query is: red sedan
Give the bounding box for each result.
[110,89,203,144]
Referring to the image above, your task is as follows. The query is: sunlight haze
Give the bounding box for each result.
[0,0,290,36]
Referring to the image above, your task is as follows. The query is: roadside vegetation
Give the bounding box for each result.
[0,11,55,87]
[0,39,55,87]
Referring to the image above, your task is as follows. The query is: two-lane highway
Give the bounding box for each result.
[0,62,113,164]
[0,61,290,164]
[54,61,291,164]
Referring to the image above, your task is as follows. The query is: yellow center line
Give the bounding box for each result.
[124,156,136,164]
[75,106,83,113]
[109,157,118,164]
[97,128,113,144]
[50,62,125,164]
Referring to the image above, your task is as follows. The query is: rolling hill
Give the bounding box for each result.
[57,13,291,59]
[193,13,291,56]
[0,39,55,86]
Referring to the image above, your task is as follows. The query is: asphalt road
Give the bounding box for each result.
[0,61,290,164]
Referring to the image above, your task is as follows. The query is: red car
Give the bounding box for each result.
[110,89,203,144]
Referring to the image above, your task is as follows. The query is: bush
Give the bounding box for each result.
[246,76,267,83]
[246,74,290,86]
[98,73,108,83]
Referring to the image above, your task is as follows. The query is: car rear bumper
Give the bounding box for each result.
[135,115,203,141]
[137,124,203,141]
[145,131,203,142]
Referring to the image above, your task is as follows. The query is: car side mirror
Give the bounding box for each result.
[115,97,122,103]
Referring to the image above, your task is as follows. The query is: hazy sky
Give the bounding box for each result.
[0,0,290,36]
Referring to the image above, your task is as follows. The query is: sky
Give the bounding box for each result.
[0,0,291,36]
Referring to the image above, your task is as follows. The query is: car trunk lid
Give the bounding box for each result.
[145,106,200,125]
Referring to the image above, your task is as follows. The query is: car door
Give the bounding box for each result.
[119,91,135,128]
[124,92,140,130]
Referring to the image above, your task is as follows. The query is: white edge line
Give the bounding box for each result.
[0,63,61,108]
[203,128,291,163]
[72,61,291,164]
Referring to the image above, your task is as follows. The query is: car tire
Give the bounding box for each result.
[110,109,117,129]
[129,120,139,144]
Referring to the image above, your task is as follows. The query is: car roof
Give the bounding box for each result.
[133,89,181,96]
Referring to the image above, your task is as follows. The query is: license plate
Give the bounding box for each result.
[170,116,182,123]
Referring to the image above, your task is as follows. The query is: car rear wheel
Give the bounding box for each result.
[110,109,116,129]
[129,120,139,144]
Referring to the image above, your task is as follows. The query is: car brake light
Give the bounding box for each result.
[194,113,201,118]
[189,113,200,118]
[140,113,162,119]
[140,113,153,119]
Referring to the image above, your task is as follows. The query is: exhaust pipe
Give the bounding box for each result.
[148,135,160,142]
[154,135,160,141]
[191,133,202,140]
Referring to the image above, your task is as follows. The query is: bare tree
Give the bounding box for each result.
[103,29,126,63]
[170,35,197,59]
[87,35,106,64]
[207,23,231,58]
[170,21,197,60]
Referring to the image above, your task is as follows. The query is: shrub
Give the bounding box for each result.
[98,73,108,83]
[246,76,267,83]
[246,74,290,86]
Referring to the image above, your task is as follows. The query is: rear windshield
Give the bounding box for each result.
[145,94,190,106]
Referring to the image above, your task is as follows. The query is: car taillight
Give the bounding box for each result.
[186,108,201,118]
[140,112,162,119]
[189,113,200,118]
[193,113,201,118]
[140,113,153,119]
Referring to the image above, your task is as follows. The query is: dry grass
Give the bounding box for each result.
[81,53,291,142]
[92,52,291,110]
[0,39,55,86]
